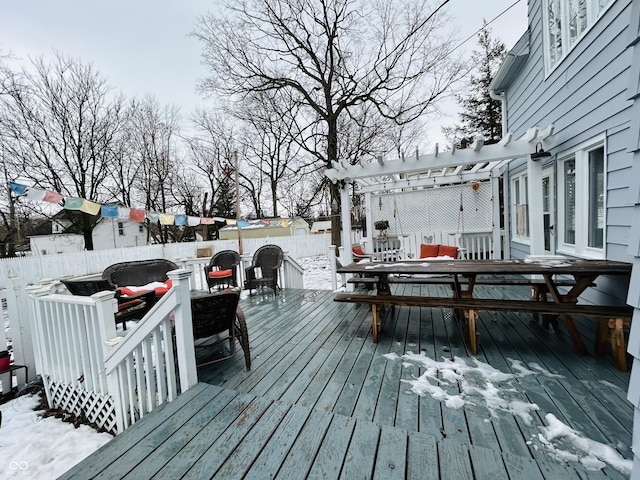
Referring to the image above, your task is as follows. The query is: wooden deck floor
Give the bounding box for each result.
[61,284,633,479]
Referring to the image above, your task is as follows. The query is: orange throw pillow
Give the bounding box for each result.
[438,245,458,258]
[420,244,439,258]
[352,245,365,256]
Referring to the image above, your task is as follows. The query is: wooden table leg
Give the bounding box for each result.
[561,314,588,355]
[466,308,478,354]
[371,304,380,343]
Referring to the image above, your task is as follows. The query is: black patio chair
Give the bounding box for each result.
[61,278,156,329]
[204,250,241,292]
[190,291,250,369]
[243,244,284,295]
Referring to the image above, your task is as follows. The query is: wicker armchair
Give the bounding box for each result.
[190,291,250,369]
[243,244,284,295]
[204,250,240,292]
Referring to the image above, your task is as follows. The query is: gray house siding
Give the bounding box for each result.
[499,0,640,476]
[503,0,634,266]
[626,0,640,477]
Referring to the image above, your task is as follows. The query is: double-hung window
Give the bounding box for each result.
[543,0,615,71]
[557,137,606,258]
[511,173,529,242]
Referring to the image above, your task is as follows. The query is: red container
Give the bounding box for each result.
[0,355,10,372]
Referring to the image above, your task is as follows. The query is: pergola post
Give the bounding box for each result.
[340,181,353,265]
[527,158,545,255]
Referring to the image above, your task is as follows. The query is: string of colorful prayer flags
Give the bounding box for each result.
[8,181,247,227]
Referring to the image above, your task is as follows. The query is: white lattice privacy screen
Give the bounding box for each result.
[371,182,493,237]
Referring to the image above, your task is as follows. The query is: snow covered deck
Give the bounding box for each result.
[60,285,632,479]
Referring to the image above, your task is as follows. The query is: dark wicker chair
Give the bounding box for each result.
[190,291,250,369]
[243,244,284,295]
[204,250,241,292]
[102,259,178,293]
[61,278,156,329]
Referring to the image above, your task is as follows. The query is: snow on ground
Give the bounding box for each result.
[0,254,632,478]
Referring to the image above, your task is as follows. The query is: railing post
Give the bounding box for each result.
[167,270,198,392]
[329,246,338,291]
[91,291,118,357]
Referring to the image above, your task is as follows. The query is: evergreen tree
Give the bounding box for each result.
[443,22,507,147]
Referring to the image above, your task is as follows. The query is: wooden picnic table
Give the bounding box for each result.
[336,258,632,363]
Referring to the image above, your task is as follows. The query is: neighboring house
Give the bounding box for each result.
[29,218,149,254]
[490,0,640,474]
[218,218,310,240]
[310,220,332,234]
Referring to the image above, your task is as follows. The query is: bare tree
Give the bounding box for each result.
[193,0,465,247]
[182,109,239,239]
[128,96,182,244]
[0,53,128,250]
[232,90,316,217]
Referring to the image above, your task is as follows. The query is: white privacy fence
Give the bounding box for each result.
[29,270,197,434]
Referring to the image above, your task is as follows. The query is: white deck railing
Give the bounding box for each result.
[29,270,197,434]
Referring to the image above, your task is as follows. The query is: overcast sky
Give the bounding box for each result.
[0,0,528,147]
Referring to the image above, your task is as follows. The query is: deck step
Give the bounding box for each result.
[59,383,619,480]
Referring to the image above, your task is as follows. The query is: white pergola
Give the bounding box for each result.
[325,125,556,266]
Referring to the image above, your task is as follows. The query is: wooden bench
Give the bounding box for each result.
[347,275,579,288]
[334,293,633,371]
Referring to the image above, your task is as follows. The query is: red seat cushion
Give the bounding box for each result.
[352,246,365,256]
[438,245,458,258]
[208,269,233,278]
[154,279,173,296]
[117,286,146,297]
[420,244,439,258]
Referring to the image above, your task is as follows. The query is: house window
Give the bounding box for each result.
[118,222,125,236]
[139,224,144,233]
[543,0,614,70]
[558,138,606,258]
[511,173,529,241]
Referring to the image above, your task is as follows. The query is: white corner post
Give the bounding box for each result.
[340,181,353,265]
[167,269,198,392]
[527,157,545,255]
[491,171,504,259]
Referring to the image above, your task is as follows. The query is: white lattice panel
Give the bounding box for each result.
[371,182,493,236]
[48,379,118,434]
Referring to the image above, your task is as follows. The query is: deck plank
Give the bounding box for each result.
[217,402,310,480]
[275,408,334,479]
[180,395,276,479]
[57,382,214,480]
[373,425,407,479]
[307,414,357,480]
[150,390,263,480]
[339,420,380,480]
[407,432,439,480]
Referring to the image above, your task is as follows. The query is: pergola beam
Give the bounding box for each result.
[326,126,554,184]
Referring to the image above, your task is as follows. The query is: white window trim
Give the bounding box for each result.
[542,0,615,74]
[556,135,606,259]
[510,171,530,245]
